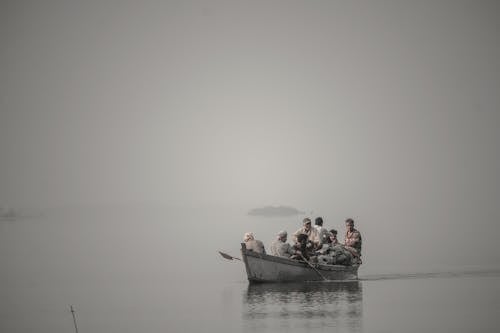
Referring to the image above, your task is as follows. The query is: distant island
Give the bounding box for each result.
[0,206,17,221]
[248,205,305,217]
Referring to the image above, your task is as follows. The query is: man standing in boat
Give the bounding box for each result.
[344,218,362,264]
[293,218,320,248]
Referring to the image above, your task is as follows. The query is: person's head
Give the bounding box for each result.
[345,218,354,232]
[303,218,312,231]
[329,229,338,241]
[243,232,255,242]
[315,217,323,226]
[297,233,308,245]
[277,230,287,242]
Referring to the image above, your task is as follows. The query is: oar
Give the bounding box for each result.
[218,251,241,261]
[299,253,328,281]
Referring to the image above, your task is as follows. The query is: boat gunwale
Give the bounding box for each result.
[241,243,360,272]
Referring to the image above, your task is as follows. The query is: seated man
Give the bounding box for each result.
[293,233,314,260]
[343,218,362,264]
[329,229,339,245]
[315,229,339,256]
[293,218,320,248]
[270,230,299,258]
[243,232,266,254]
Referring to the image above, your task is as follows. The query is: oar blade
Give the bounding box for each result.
[218,251,241,261]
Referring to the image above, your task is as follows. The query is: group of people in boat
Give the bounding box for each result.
[243,217,362,266]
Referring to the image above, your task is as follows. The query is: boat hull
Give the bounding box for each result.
[241,243,359,283]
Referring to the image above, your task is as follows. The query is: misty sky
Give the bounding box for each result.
[2,0,499,228]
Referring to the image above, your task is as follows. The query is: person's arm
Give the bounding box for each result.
[346,231,360,247]
[289,243,301,256]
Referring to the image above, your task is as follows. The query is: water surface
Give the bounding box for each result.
[2,206,499,333]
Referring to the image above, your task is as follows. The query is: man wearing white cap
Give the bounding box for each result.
[243,232,266,254]
[270,230,299,258]
[292,218,320,246]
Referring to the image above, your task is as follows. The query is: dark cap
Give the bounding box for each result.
[345,218,354,225]
[329,229,337,235]
[315,217,323,226]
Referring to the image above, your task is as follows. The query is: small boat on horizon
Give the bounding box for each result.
[0,207,17,221]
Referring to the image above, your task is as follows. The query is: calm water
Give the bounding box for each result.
[2,206,500,333]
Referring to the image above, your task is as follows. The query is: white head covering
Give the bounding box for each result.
[277,230,287,239]
[243,232,255,242]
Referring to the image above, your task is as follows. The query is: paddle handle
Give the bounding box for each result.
[300,253,328,281]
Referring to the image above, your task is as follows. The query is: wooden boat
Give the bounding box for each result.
[241,243,359,283]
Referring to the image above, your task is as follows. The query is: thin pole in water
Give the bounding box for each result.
[70,305,79,333]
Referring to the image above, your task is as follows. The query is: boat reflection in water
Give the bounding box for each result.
[243,281,362,332]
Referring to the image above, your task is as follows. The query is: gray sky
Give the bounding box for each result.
[2,0,499,233]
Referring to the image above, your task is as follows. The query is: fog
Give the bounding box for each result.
[2,0,500,275]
